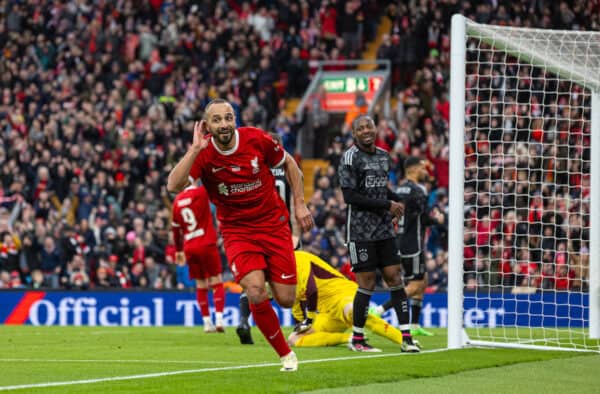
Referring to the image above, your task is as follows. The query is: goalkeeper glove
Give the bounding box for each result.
[294,318,313,333]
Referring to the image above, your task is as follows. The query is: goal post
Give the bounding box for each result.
[448,14,600,352]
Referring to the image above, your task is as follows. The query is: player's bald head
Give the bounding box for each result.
[203,98,234,120]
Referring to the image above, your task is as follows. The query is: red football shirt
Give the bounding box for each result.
[171,185,218,251]
[189,127,288,232]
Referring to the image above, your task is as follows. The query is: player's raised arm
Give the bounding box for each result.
[167,121,208,193]
[282,152,314,233]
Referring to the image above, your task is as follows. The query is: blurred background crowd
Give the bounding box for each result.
[0,0,596,291]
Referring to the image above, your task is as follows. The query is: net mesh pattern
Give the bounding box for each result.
[462,21,599,350]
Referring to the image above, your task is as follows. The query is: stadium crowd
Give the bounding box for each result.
[0,0,597,292]
[0,0,381,290]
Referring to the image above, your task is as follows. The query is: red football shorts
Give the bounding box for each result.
[222,224,296,285]
[184,243,222,280]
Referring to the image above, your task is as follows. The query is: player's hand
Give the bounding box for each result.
[389,201,404,217]
[294,318,313,333]
[175,252,185,265]
[192,120,210,152]
[432,208,445,224]
[295,203,314,233]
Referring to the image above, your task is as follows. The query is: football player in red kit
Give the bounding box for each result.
[172,184,225,332]
[167,99,313,372]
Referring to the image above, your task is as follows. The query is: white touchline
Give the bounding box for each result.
[0,359,236,365]
[0,349,449,392]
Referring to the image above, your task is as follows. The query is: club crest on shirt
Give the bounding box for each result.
[251,156,259,174]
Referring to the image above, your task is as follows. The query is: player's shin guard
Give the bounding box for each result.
[250,299,291,357]
[365,315,403,345]
[239,292,251,325]
[352,288,373,338]
[410,298,422,326]
[389,286,411,333]
[196,288,210,318]
[295,332,350,347]
[211,283,225,313]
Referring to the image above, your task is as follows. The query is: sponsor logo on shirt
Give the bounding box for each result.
[218,183,229,196]
[217,180,263,196]
[365,175,388,188]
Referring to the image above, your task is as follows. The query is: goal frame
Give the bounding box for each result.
[447,14,600,351]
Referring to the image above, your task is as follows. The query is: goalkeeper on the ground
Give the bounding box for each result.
[287,250,416,351]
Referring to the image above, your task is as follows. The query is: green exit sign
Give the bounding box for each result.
[322,77,369,93]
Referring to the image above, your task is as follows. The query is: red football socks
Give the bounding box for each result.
[211,283,225,312]
[250,299,291,357]
[196,288,210,317]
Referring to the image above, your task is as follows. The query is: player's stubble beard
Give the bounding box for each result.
[212,126,235,149]
[355,132,376,152]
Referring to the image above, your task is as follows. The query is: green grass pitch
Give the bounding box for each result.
[1,326,599,393]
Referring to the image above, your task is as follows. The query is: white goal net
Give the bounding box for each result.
[448,15,600,352]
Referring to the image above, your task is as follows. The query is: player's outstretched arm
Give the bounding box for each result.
[283,153,314,233]
[167,121,208,193]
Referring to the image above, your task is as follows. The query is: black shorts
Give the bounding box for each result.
[400,253,426,281]
[348,238,401,273]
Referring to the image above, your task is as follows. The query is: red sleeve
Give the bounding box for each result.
[189,153,204,184]
[256,129,286,168]
[171,200,184,251]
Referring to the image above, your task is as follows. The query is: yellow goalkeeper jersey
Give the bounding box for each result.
[292,250,358,322]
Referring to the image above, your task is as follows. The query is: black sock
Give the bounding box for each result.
[382,299,393,312]
[411,299,422,326]
[352,288,373,340]
[390,286,410,335]
[239,292,250,326]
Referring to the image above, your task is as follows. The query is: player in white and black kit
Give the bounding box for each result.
[372,156,445,337]
[339,115,419,353]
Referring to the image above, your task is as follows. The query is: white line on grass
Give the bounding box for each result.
[0,349,449,391]
[0,359,236,365]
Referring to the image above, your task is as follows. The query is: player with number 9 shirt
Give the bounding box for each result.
[171,184,225,333]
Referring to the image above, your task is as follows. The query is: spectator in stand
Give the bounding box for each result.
[4,0,596,294]
[342,92,369,135]
[7,0,379,289]
[338,0,362,57]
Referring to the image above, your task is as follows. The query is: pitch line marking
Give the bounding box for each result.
[0,349,449,391]
[0,359,236,365]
